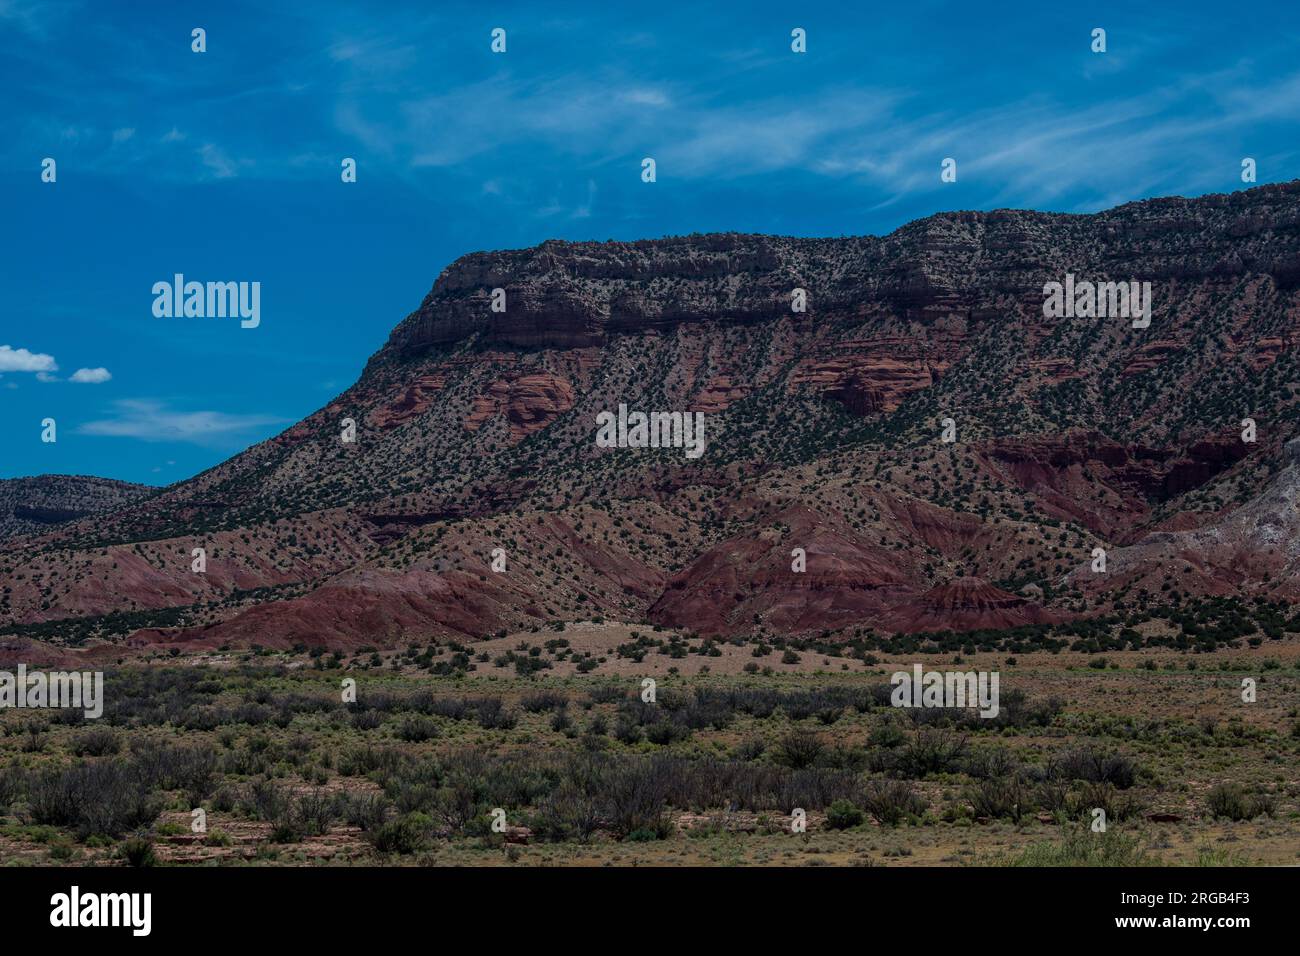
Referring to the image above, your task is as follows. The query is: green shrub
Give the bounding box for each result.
[861,779,927,826]
[825,799,864,830]
[368,813,431,854]
[966,777,1031,822]
[1205,782,1274,821]
[119,837,157,867]
[772,730,824,770]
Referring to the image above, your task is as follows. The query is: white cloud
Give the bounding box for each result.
[111,127,135,143]
[70,367,112,383]
[198,142,243,179]
[79,399,287,445]
[35,371,58,382]
[622,88,669,107]
[0,344,57,372]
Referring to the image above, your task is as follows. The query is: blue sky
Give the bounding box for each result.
[2,0,1298,485]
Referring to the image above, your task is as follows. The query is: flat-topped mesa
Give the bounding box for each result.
[377,181,1300,362]
[377,225,1041,357]
[381,234,823,355]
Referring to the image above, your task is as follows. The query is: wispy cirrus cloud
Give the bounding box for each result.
[0,0,75,38]
[5,2,1299,218]
[327,50,1300,215]
[79,399,287,445]
[197,142,248,179]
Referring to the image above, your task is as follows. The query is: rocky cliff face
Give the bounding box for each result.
[380,182,1300,359]
[1068,438,1300,600]
[3,182,1299,651]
